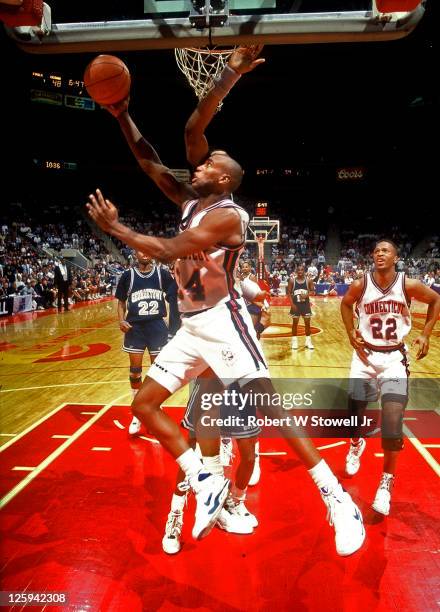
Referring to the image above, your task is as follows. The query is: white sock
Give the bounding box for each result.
[202,455,224,476]
[176,448,205,480]
[171,493,185,513]
[309,459,339,494]
[379,472,394,490]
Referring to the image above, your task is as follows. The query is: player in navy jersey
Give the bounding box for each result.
[115,250,177,434]
[88,45,366,556]
[287,265,315,350]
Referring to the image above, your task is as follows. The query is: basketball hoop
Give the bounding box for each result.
[174,46,235,110]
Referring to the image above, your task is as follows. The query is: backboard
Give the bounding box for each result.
[246,217,280,244]
[2,1,426,54]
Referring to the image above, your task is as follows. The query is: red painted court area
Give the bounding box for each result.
[1,404,439,611]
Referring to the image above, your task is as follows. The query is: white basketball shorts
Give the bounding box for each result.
[349,345,409,402]
[147,298,269,394]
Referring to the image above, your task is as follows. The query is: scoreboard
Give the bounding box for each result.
[255,202,268,218]
[31,71,95,110]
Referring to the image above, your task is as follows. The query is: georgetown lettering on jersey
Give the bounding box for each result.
[130,288,164,303]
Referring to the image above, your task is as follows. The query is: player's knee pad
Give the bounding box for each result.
[381,395,406,451]
[129,365,142,386]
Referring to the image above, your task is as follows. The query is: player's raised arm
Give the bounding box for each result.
[405,277,440,359]
[87,189,242,262]
[103,98,196,207]
[185,45,265,167]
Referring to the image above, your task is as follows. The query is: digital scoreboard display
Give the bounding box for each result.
[31,71,95,110]
[255,202,268,217]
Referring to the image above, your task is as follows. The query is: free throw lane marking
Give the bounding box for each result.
[316,441,347,451]
[0,393,130,510]
[0,402,69,454]
[91,447,112,451]
[12,467,35,472]
[139,436,160,445]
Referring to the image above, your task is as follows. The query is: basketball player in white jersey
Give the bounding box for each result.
[341,239,440,514]
[88,45,365,556]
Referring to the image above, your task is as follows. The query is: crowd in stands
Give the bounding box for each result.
[2,199,439,314]
[0,216,125,311]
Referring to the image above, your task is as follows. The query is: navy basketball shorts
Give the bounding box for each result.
[123,319,168,356]
[290,303,312,318]
[182,380,262,439]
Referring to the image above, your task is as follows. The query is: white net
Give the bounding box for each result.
[174,46,235,109]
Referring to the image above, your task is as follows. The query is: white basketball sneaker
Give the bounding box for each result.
[128,416,142,435]
[191,472,230,540]
[372,473,394,516]
[291,336,298,350]
[228,497,258,528]
[248,441,261,486]
[345,438,366,476]
[305,336,314,350]
[217,504,253,534]
[321,485,365,556]
[162,510,184,554]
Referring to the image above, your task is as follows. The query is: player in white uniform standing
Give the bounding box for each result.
[88,46,366,557]
[341,239,440,514]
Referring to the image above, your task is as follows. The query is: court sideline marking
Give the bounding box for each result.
[0,392,130,510]
[0,380,127,393]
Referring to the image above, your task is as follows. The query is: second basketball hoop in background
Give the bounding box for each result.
[84,55,131,105]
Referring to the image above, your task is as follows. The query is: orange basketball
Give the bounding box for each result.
[84,55,131,105]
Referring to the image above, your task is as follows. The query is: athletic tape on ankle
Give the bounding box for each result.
[212,65,241,100]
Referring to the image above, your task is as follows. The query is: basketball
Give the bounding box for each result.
[84,55,131,105]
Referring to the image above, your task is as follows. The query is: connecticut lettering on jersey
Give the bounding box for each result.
[175,198,249,313]
[179,251,210,263]
[363,300,406,315]
[356,272,411,348]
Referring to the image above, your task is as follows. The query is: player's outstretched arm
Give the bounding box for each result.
[405,278,440,359]
[87,189,241,262]
[103,99,195,207]
[185,45,265,167]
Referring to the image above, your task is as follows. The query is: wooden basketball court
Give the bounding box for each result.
[1,297,439,610]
